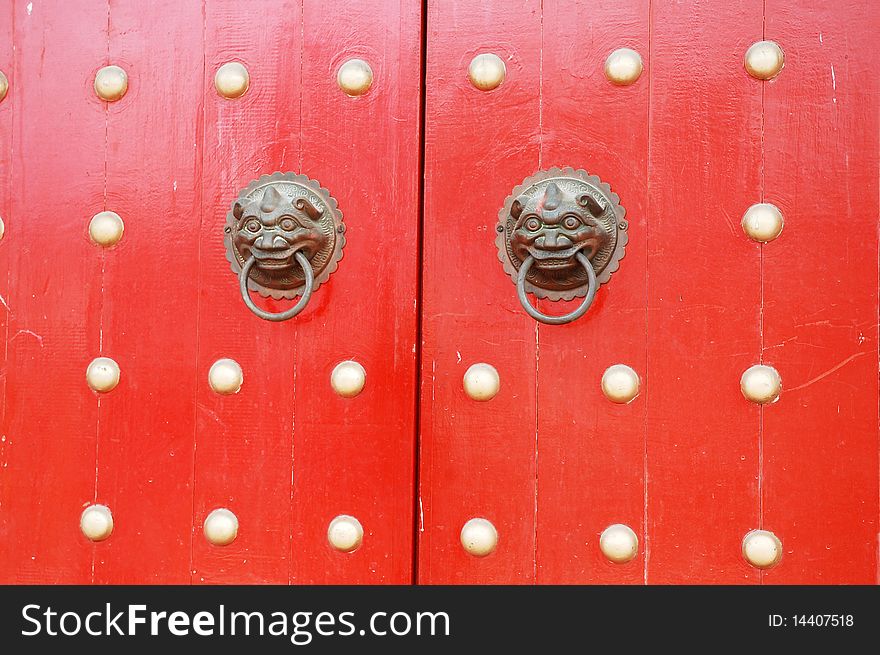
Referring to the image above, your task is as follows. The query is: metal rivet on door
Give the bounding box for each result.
[460,518,498,557]
[337,58,373,96]
[604,48,643,85]
[204,508,239,546]
[86,357,121,393]
[89,211,125,247]
[744,40,785,80]
[741,202,784,243]
[208,358,243,395]
[94,65,128,102]
[468,53,506,91]
[496,167,628,324]
[740,364,782,404]
[330,360,366,398]
[0,70,8,103]
[225,172,346,321]
[80,504,114,542]
[599,523,639,563]
[214,61,250,99]
[742,529,783,569]
[327,515,364,553]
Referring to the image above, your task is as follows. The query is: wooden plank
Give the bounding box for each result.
[290,0,421,583]
[92,0,204,583]
[536,0,650,584]
[0,0,13,570]
[761,0,879,583]
[418,0,542,583]
[0,1,107,583]
[645,0,764,583]
[191,0,303,583]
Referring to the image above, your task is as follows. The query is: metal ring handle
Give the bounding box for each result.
[516,252,597,325]
[239,251,314,322]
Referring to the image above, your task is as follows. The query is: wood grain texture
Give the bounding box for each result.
[0,0,12,572]
[290,0,421,583]
[191,0,304,583]
[93,0,204,584]
[536,0,650,584]
[418,0,542,583]
[0,1,107,583]
[193,0,420,584]
[761,0,879,583]
[644,0,765,583]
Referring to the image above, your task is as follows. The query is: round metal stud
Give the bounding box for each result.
[86,357,120,393]
[744,40,785,80]
[604,48,643,86]
[460,518,498,557]
[94,65,128,102]
[214,61,249,99]
[601,364,640,404]
[742,529,782,569]
[88,211,124,247]
[599,523,639,563]
[468,53,506,91]
[740,364,782,404]
[203,508,239,546]
[208,358,243,395]
[0,70,8,103]
[336,58,373,96]
[330,360,366,398]
[0,215,5,241]
[463,363,500,402]
[327,514,364,553]
[741,202,784,243]
[80,504,113,542]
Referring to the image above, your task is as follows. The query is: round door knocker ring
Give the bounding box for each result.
[517,252,597,325]
[496,167,627,325]
[239,251,313,322]
[224,172,345,322]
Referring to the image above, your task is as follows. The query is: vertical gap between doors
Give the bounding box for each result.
[411,0,429,586]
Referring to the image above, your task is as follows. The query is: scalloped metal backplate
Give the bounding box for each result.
[224,172,345,300]
[495,167,628,301]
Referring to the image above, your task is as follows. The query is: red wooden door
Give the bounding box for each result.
[0,0,877,586]
[0,0,421,584]
[418,0,879,584]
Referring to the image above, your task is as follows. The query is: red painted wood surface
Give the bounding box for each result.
[645,0,764,583]
[0,0,419,585]
[0,2,107,583]
[761,0,879,583]
[0,0,12,576]
[420,0,878,584]
[418,0,542,584]
[192,0,420,584]
[289,0,421,584]
[535,0,649,584]
[192,0,305,585]
[95,0,204,584]
[0,0,877,585]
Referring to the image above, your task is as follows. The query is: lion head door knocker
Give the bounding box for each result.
[496,167,627,325]
[224,172,345,322]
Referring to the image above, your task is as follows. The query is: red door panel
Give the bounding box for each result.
[0,0,876,586]
[1,2,107,583]
[0,0,420,585]
[535,0,650,585]
[418,0,542,584]
[419,0,878,584]
[645,0,764,584]
[761,0,878,584]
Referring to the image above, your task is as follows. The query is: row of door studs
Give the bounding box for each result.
[0,40,784,106]
[82,357,782,406]
[77,504,784,570]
